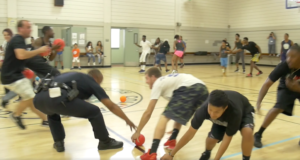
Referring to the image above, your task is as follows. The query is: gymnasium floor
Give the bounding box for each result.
[1,65,300,160]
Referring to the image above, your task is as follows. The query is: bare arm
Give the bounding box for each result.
[182,43,186,52]
[226,47,232,54]
[96,46,101,54]
[257,78,274,110]
[173,41,176,51]
[101,99,136,130]
[15,47,48,60]
[291,40,294,46]
[214,134,233,160]
[136,99,157,133]
[255,45,262,53]
[232,41,236,50]
[272,35,276,40]
[135,43,141,47]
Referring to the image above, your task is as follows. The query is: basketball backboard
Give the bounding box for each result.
[286,0,300,9]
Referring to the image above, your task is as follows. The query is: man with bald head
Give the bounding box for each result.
[33,69,136,152]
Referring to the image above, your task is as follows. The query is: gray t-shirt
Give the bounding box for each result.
[235,40,243,49]
[268,37,275,45]
[220,46,228,58]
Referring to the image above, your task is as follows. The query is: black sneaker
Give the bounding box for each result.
[254,132,263,148]
[234,69,239,72]
[42,121,49,127]
[10,113,25,129]
[13,97,22,103]
[199,151,211,160]
[61,66,64,70]
[53,141,65,152]
[98,138,123,150]
[166,69,170,72]
[1,100,8,108]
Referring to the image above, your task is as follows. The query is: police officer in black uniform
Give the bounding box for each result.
[34,69,136,152]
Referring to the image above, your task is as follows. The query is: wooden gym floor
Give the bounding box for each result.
[1,65,300,160]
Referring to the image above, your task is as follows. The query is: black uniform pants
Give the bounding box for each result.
[34,90,109,142]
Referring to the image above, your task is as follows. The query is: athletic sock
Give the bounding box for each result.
[257,127,265,135]
[169,129,179,140]
[150,139,160,154]
[205,149,211,154]
[142,65,146,70]
[243,155,250,160]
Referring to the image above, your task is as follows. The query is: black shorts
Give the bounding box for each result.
[208,112,254,142]
[25,56,61,78]
[274,88,300,116]
[163,83,209,125]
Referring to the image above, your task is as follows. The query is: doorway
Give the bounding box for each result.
[111,28,125,64]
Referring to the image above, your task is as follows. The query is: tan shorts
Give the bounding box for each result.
[4,78,35,100]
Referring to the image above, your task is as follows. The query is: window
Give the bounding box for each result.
[111,29,120,48]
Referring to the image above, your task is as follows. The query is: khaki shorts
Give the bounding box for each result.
[4,78,35,100]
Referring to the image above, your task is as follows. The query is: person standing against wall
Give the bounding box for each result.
[71,43,81,70]
[178,36,186,68]
[86,41,96,66]
[135,35,152,73]
[232,34,245,73]
[267,32,276,56]
[95,41,104,64]
[54,50,64,70]
[280,33,293,62]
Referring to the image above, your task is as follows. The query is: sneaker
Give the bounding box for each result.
[71,68,74,70]
[98,138,123,150]
[199,151,211,160]
[166,69,170,72]
[14,97,22,103]
[246,73,252,77]
[234,69,239,72]
[137,149,157,160]
[180,63,185,68]
[254,133,263,148]
[243,70,245,74]
[61,66,64,70]
[1,100,8,108]
[171,70,177,74]
[164,139,176,150]
[10,113,25,129]
[256,71,263,76]
[93,62,96,66]
[79,68,81,70]
[42,121,49,127]
[139,70,145,74]
[53,141,65,152]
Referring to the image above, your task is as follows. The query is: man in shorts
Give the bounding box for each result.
[254,45,300,148]
[135,35,152,73]
[54,50,64,70]
[131,67,209,160]
[233,37,263,77]
[1,20,49,129]
[161,90,255,160]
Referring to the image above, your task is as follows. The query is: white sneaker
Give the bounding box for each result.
[88,63,90,66]
[171,70,177,74]
[93,62,95,66]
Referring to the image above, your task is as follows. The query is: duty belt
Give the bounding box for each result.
[34,73,79,101]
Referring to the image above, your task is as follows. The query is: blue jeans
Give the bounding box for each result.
[220,57,228,67]
[155,53,167,64]
[87,53,95,63]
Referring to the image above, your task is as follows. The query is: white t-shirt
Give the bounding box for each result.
[140,40,152,53]
[0,40,7,54]
[151,73,205,100]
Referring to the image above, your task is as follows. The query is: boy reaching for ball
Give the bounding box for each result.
[131,67,209,160]
[161,90,255,160]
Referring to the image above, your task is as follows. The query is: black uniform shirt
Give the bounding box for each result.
[191,91,253,136]
[54,72,109,100]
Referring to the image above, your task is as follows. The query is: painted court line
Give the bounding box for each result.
[221,135,300,159]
